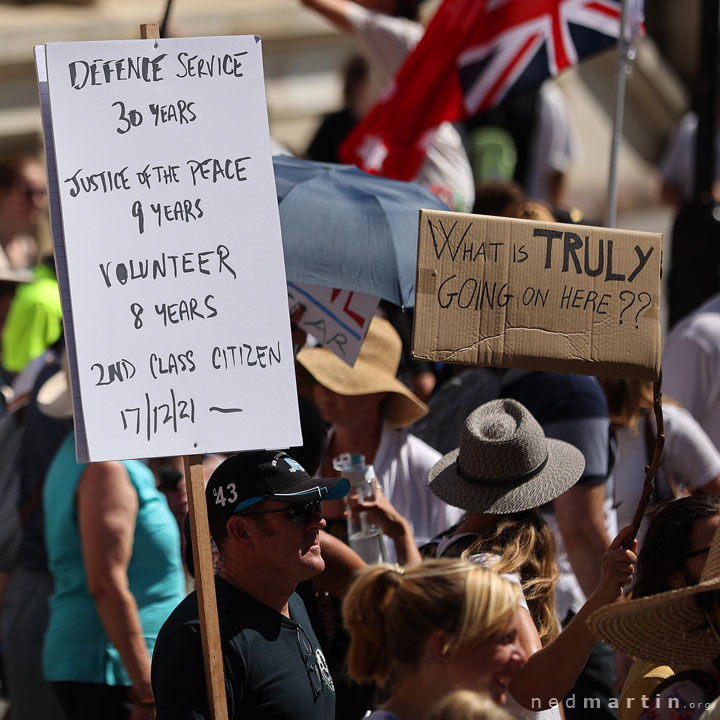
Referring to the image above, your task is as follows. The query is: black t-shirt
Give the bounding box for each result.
[152,577,336,720]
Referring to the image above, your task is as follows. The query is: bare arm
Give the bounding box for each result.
[515,605,542,657]
[314,529,366,597]
[554,483,610,597]
[354,488,422,566]
[510,526,636,710]
[78,462,154,714]
[299,0,354,32]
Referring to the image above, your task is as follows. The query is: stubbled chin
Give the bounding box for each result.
[300,550,325,576]
[301,544,325,566]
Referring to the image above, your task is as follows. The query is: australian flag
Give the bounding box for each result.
[340,0,626,182]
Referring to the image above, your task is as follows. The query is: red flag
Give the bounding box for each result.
[340,0,622,182]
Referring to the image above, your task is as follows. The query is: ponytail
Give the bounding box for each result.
[342,564,404,684]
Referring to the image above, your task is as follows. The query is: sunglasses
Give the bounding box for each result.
[239,499,323,524]
[296,625,324,699]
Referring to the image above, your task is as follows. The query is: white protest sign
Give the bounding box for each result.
[288,281,378,365]
[40,36,302,462]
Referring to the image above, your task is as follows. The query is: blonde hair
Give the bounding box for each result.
[463,510,560,645]
[428,691,515,720]
[342,559,520,686]
[603,378,654,429]
[603,378,678,431]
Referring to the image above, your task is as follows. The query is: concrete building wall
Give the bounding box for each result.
[0,0,357,155]
[0,0,698,221]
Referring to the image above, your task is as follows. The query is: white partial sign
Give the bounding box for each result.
[38,36,302,461]
[288,282,378,365]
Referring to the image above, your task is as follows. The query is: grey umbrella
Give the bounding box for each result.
[273,155,450,307]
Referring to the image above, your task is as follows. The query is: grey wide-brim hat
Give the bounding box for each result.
[428,398,585,514]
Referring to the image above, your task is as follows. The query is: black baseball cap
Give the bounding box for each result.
[206,450,349,523]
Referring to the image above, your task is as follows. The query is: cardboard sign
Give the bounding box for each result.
[288,281,378,365]
[37,36,302,461]
[413,210,662,380]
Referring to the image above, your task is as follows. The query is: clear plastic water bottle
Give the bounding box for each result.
[332,452,387,564]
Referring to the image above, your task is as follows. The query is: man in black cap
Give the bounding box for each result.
[151,450,349,720]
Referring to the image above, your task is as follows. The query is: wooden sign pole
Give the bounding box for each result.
[139,23,229,720]
[183,454,229,720]
[623,370,665,549]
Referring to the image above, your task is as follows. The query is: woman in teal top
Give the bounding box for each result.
[43,431,185,720]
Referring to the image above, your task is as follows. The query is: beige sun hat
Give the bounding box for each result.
[296,315,428,429]
[37,352,73,419]
[587,523,720,669]
[428,398,585,514]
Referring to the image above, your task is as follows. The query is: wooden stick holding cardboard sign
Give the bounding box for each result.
[183,454,229,720]
[138,24,228,720]
[622,373,665,549]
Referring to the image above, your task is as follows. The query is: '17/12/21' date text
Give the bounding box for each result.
[120,388,196,441]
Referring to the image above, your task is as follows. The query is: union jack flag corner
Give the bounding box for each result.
[340,0,632,183]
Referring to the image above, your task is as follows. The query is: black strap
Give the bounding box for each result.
[458,452,549,486]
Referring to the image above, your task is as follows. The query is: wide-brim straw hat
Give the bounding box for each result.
[588,523,720,668]
[296,315,427,429]
[37,352,73,419]
[428,398,585,514]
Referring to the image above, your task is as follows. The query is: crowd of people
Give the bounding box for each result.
[1,288,720,719]
[1,0,720,719]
